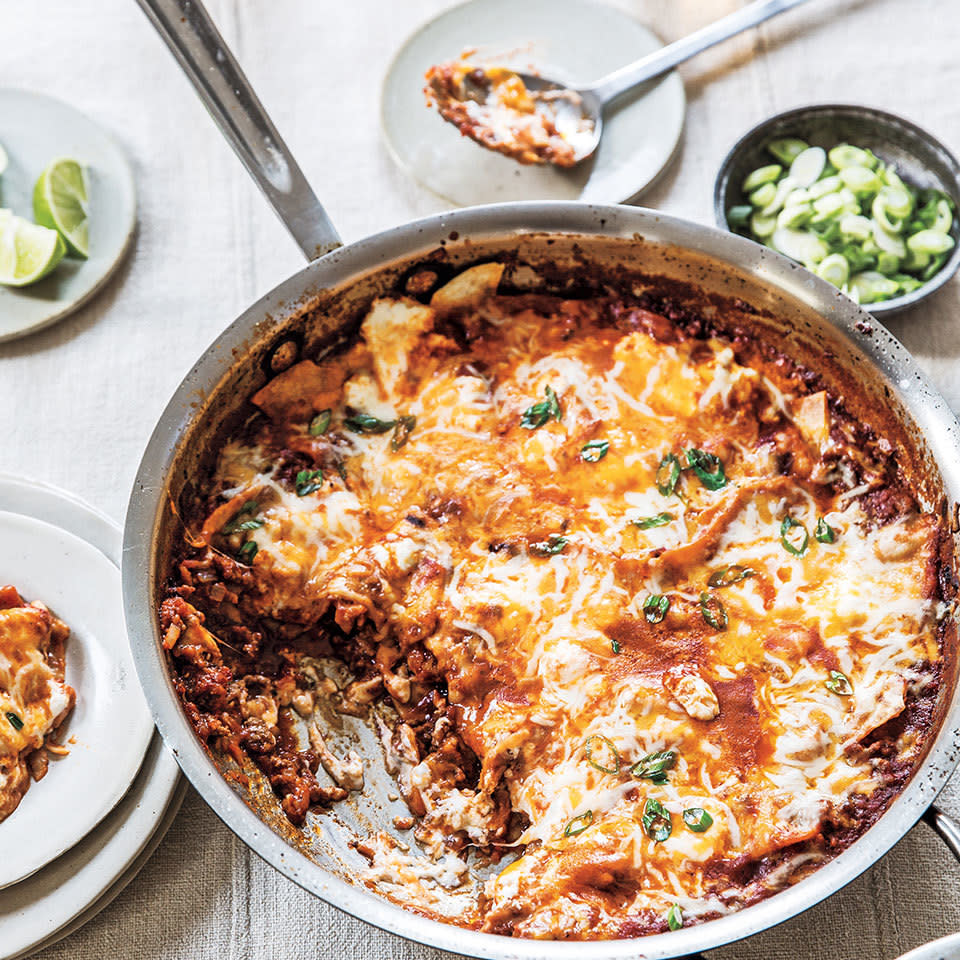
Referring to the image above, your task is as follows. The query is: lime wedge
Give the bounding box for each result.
[33,157,89,259]
[0,209,67,286]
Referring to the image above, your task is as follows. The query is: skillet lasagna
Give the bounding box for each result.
[162,262,951,939]
[0,585,75,822]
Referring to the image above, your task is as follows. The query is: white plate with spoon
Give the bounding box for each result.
[0,88,136,343]
[382,0,811,206]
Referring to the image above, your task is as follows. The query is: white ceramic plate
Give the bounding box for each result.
[0,473,182,960]
[0,88,136,343]
[0,511,155,888]
[381,0,685,206]
[1,737,186,960]
[896,934,960,960]
[9,773,186,960]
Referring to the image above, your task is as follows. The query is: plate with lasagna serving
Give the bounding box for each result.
[0,510,154,889]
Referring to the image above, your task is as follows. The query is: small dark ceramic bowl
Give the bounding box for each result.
[714,104,960,317]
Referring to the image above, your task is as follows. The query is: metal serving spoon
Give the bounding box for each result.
[437,0,814,166]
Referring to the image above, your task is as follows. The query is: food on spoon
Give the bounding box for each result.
[0,586,75,823]
[33,157,90,259]
[0,209,67,287]
[728,139,956,303]
[161,260,946,938]
[424,57,594,167]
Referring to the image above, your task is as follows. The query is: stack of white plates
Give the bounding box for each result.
[0,474,182,960]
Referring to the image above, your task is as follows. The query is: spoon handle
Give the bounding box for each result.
[588,0,813,106]
[134,0,341,261]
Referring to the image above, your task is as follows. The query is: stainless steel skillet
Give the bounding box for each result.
[124,1,960,957]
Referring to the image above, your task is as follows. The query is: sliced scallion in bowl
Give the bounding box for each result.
[728,139,956,304]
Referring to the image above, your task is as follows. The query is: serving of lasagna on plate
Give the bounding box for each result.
[160,262,949,939]
[0,585,75,824]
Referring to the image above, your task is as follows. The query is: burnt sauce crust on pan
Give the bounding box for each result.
[159,260,952,940]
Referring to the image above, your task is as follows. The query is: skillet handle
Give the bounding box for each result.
[923,803,960,863]
[134,0,342,262]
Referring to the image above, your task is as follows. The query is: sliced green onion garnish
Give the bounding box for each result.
[222,500,259,534]
[700,592,728,630]
[807,175,842,201]
[876,251,901,276]
[611,639,622,655]
[585,735,621,775]
[850,270,901,304]
[840,165,881,197]
[687,448,727,490]
[743,164,782,193]
[295,469,323,496]
[751,211,776,239]
[631,750,676,784]
[228,518,264,532]
[873,218,907,259]
[767,137,809,166]
[893,273,924,295]
[223,501,263,535]
[667,904,684,931]
[778,203,813,230]
[656,454,681,496]
[841,243,877,274]
[631,512,674,530]
[840,213,873,241]
[727,204,753,229]
[391,415,416,452]
[921,252,950,282]
[521,385,562,429]
[880,183,913,220]
[564,810,594,837]
[309,409,332,436]
[772,226,828,266]
[750,182,777,209]
[829,144,876,170]
[344,412,396,434]
[816,252,850,288]
[707,564,755,588]
[789,146,827,188]
[907,228,955,256]
[682,807,714,832]
[815,517,836,543]
[826,670,854,696]
[530,534,568,556]
[643,594,670,624]
[581,439,609,463]
[761,176,799,217]
[238,540,259,563]
[642,798,672,843]
[780,516,809,556]
[6,711,24,731]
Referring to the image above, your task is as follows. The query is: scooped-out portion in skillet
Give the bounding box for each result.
[158,259,950,939]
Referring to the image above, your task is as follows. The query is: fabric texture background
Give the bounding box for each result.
[2,0,959,957]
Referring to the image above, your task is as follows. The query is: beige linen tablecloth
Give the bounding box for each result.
[3,0,960,956]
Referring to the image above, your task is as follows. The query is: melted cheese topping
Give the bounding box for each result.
[196,279,945,939]
[0,587,75,822]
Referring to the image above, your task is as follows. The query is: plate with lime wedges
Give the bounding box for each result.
[0,89,136,343]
